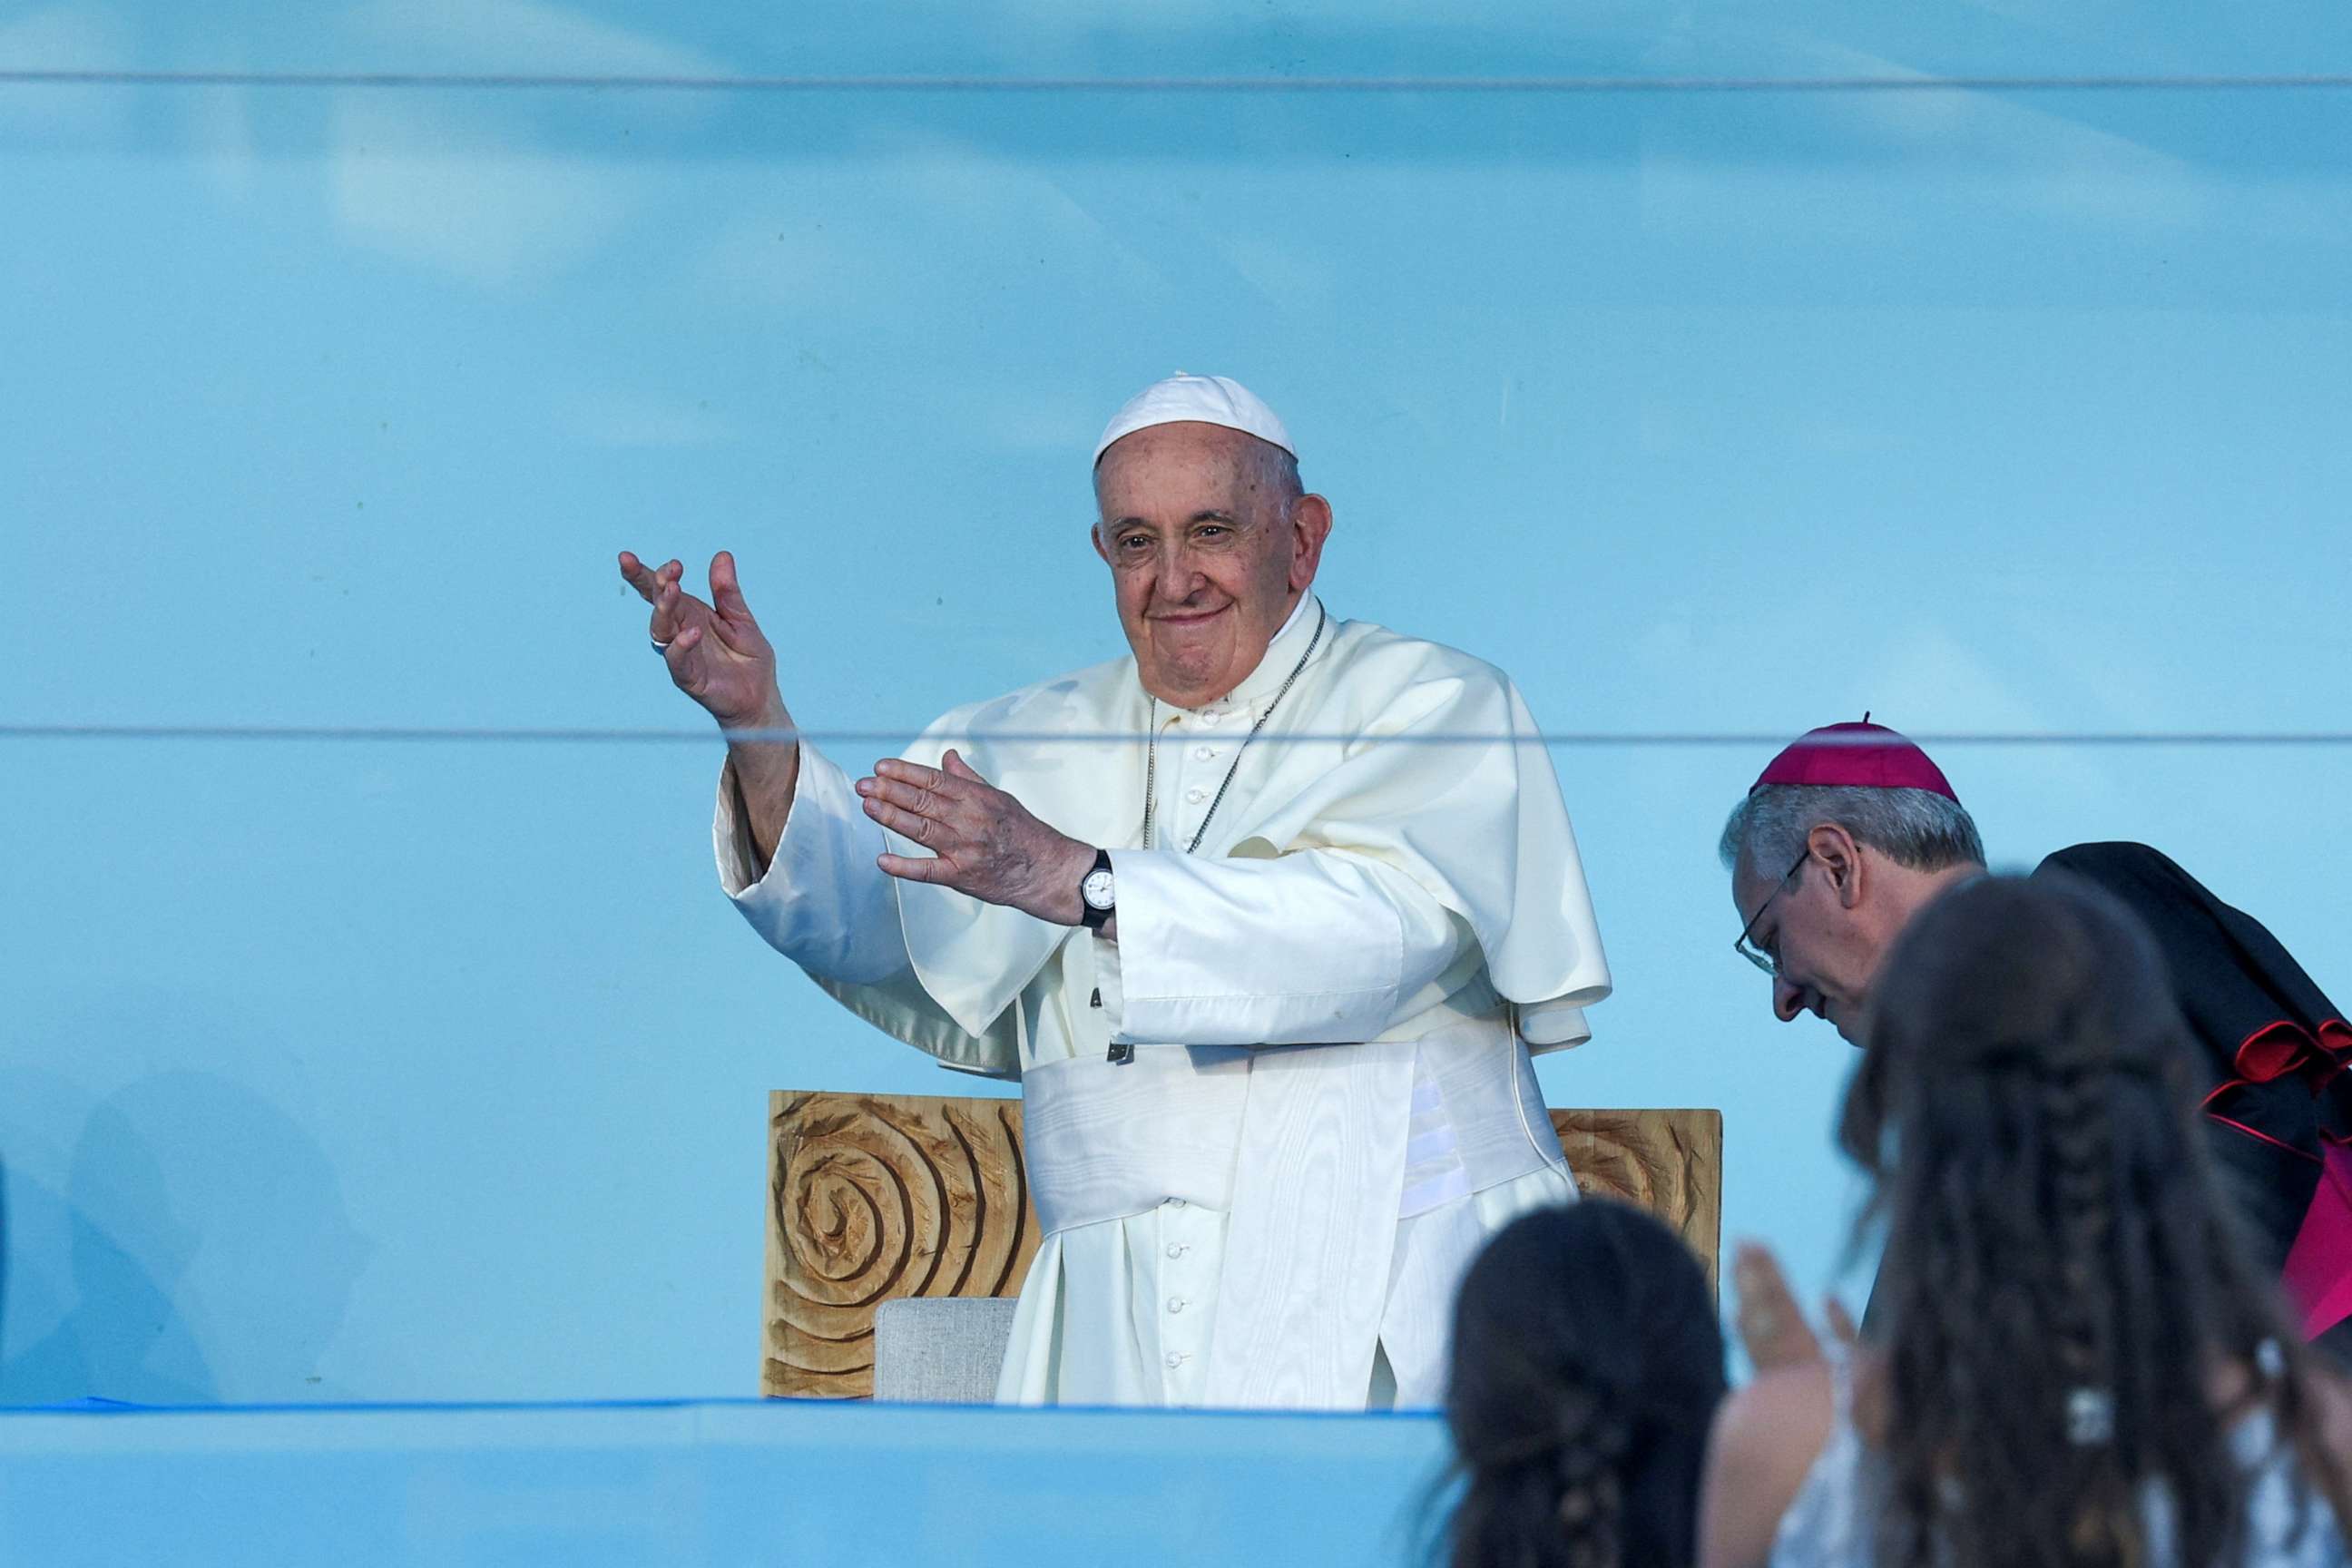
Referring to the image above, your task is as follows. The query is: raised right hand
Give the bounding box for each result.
[619,550,785,731]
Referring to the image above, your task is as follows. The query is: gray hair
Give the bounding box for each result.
[1247,440,1305,505]
[1718,785,1986,879]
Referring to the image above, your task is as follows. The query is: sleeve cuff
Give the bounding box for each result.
[1091,923,1127,1040]
[710,740,912,984]
[1515,1000,1593,1052]
[711,740,863,904]
[711,758,769,897]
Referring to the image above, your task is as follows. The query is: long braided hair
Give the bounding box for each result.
[1440,1200,1727,1568]
[1841,873,2352,1568]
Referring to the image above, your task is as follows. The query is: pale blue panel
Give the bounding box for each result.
[0,1400,1452,1567]
[5,1,2351,78]
[4,5,2349,1407]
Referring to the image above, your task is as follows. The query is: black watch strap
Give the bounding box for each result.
[1079,848,1115,931]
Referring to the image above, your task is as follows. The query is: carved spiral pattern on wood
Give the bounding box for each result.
[764,1093,1038,1398]
[763,1094,1720,1397]
[1552,1108,1723,1293]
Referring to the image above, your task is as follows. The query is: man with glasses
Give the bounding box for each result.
[1723,721,1984,1045]
[1720,720,2352,1362]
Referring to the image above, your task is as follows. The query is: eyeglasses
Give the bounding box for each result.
[1733,848,1811,976]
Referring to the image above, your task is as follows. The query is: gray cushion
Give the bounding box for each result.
[872,1297,1019,1404]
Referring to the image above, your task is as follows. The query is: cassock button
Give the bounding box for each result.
[1165,1352,1186,1369]
[1165,1242,1187,1259]
[1166,1297,1186,1314]
[1185,787,1207,803]
[1165,1197,1186,1210]
[1193,745,1213,760]
[1199,712,1221,728]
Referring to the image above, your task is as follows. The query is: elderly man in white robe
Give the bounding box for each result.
[619,374,1612,1410]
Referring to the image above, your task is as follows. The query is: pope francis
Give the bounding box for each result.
[619,374,1612,1410]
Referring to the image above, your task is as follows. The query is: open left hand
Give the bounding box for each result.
[1732,1240,1859,1372]
[857,750,1094,925]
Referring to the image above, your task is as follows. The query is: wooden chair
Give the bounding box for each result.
[764,1092,1721,1399]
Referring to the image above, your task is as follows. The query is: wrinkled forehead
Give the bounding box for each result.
[1093,422,1281,517]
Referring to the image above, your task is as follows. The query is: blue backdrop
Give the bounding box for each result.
[5,2,2349,1405]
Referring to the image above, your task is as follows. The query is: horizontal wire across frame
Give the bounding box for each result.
[5,725,2352,750]
[5,70,2352,94]
[12,74,2347,753]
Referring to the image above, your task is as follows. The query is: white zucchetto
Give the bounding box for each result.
[1093,372,1295,466]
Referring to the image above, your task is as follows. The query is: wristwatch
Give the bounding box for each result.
[1078,848,1116,931]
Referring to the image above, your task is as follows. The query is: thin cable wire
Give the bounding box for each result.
[5,69,2352,94]
[5,724,2351,749]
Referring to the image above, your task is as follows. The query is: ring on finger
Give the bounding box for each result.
[651,638,672,653]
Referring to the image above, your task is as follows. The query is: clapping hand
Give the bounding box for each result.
[618,550,784,731]
[1732,1240,1859,1372]
[856,751,1097,926]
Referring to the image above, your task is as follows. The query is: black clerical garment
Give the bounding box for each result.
[2036,842,2352,1359]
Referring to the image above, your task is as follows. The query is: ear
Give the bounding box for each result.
[1288,493,1334,593]
[1090,518,1112,570]
[1808,823,1867,910]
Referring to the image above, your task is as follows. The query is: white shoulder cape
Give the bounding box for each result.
[879,606,1611,1056]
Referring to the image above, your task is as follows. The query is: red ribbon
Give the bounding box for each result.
[2228,1018,2352,1095]
[2208,1017,2352,1341]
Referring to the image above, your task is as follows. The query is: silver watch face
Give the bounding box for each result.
[1081,867,1116,911]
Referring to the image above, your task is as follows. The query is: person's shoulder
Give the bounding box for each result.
[1329,615,1518,695]
[930,650,1139,735]
[2033,840,2181,885]
[1698,1362,1838,1568]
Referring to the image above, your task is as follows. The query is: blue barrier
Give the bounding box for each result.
[0,1397,1454,1566]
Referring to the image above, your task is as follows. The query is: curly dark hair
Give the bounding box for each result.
[1439,1200,1727,1568]
[1842,873,2352,1568]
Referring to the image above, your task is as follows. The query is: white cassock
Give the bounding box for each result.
[716,594,1611,1409]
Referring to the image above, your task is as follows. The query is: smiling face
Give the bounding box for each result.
[1092,421,1331,709]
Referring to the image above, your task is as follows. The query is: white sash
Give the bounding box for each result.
[1019,1014,1564,1406]
[1020,1046,1255,1232]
